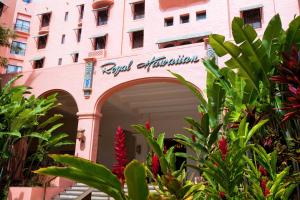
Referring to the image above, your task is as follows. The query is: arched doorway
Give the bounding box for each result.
[97,81,200,172]
[40,90,79,155]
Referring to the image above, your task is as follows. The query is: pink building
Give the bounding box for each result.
[1,0,299,199]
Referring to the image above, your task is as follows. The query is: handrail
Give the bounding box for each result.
[75,187,94,200]
[43,176,57,200]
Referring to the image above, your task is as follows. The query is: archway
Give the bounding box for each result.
[40,90,79,155]
[96,79,200,172]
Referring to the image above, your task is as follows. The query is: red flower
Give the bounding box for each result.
[264,188,270,197]
[112,126,127,186]
[219,191,226,199]
[218,136,228,161]
[259,165,268,177]
[260,179,270,197]
[152,154,160,178]
[145,121,151,131]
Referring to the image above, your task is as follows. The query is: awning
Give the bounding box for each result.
[129,0,144,4]
[240,4,263,11]
[92,6,109,12]
[32,33,48,38]
[37,11,52,16]
[29,56,45,62]
[70,51,79,55]
[156,32,211,44]
[127,27,144,33]
[89,33,107,39]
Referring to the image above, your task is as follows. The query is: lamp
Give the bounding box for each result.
[76,128,85,143]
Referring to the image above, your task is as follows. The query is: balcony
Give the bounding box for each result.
[88,49,106,59]
[39,25,49,35]
[92,0,114,9]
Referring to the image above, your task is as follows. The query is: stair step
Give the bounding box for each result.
[62,190,84,195]
[69,186,89,191]
[59,194,79,199]
[91,197,112,200]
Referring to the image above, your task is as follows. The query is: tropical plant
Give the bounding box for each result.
[36,155,148,200]
[0,25,15,66]
[0,76,73,198]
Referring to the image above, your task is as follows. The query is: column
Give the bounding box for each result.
[75,112,102,162]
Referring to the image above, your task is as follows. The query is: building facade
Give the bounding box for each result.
[1,0,300,193]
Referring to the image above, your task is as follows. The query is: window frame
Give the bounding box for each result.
[94,36,107,50]
[196,11,206,21]
[164,17,174,27]
[10,41,27,56]
[15,19,30,33]
[96,9,109,26]
[6,64,22,74]
[61,34,66,44]
[37,35,48,49]
[41,13,51,27]
[64,12,69,21]
[180,14,190,24]
[241,7,263,29]
[133,2,145,20]
[132,30,144,49]
[34,58,45,69]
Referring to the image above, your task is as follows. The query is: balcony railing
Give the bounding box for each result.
[14,24,30,33]
[88,49,106,58]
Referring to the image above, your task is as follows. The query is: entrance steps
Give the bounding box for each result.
[53,183,156,200]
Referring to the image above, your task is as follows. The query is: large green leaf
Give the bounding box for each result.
[209,34,259,92]
[48,154,122,191]
[169,71,207,112]
[285,15,300,50]
[125,160,148,200]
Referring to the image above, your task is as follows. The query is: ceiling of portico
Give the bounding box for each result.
[102,82,200,119]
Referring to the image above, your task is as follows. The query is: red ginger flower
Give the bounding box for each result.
[219,191,226,199]
[152,154,160,178]
[112,126,127,186]
[260,179,270,197]
[259,165,268,177]
[145,120,151,131]
[218,136,228,161]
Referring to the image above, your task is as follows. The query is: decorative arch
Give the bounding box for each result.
[94,76,201,114]
[38,89,79,112]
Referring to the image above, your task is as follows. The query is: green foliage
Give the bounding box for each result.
[0,76,73,198]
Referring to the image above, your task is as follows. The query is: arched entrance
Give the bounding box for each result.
[96,80,200,171]
[40,90,79,155]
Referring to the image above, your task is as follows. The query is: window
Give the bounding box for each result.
[64,12,69,21]
[58,58,62,65]
[0,3,4,16]
[34,58,44,69]
[10,41,26,56]
[132,30,144,49]
[97,9,108,26]
[41,13,51,27]
[94,36,106,50]
[23,0,31,3]
[61,34,65,44]
[37,35,48,49]
[133,2,145,20]
[15,19,30,33]
[164,17,173,27]
[79,4,84,20]
[6,65,22,74]
[180,14,189,24]
[196,11,206,21]
[77,28,82,42]
[241,8,262,29]
[73,53,79,62]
